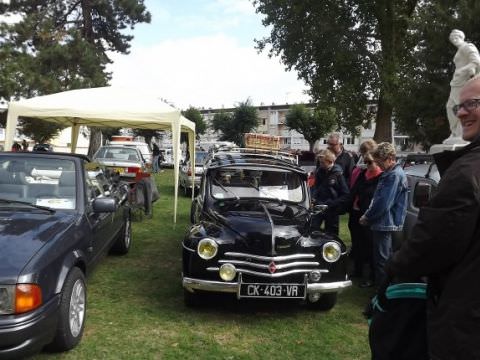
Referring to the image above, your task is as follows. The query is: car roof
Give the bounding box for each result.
[1,151,91,162]
[205,150,306,177]
[404,163,440,183]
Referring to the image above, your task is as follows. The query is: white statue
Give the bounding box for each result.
[445,29,480,144]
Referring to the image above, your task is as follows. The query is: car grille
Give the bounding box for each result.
[207,251,328,279]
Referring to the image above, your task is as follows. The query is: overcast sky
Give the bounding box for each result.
[107,0,310,110]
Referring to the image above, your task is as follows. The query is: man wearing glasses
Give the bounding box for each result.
[326,132,355,184]
[386,75,480,359]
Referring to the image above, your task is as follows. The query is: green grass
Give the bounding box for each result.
[34,170,373,360]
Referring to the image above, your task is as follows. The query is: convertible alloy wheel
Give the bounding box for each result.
[111,211,132,255]
[47,268,86,352]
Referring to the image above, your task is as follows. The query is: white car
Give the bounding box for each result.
[107,140,153,166]
[179,151,208,195]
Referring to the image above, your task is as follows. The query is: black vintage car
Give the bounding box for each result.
[182,149,352,310]
[0,152,131,359]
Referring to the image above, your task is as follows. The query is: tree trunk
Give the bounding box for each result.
[87,127,102,158]
[373,94,393,143]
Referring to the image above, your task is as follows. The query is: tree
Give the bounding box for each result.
[0,1,151,154]
[254,1,480,145]
[182,107,207,138]
[286,104,336,151]
[212,100,259,146]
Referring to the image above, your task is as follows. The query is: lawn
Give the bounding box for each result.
[35,170,373,360]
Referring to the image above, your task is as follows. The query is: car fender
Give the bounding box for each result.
[54,249,87,294]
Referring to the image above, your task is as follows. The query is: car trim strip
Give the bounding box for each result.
[217,259,320,270]
[224,252,315,261]
[206,267,329,278]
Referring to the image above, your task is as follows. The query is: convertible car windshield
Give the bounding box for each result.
[210,167,304,202]
[0,156,76,210]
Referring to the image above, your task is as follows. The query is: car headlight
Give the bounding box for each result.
[197,238,218,260]
[322,242,341,263]
[0,286,15,315]
[0,284,42,315]
[219,263,236,281]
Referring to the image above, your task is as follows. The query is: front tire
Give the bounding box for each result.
[111,210,132,255]
[47,268,86,352]
[183,289,205,307]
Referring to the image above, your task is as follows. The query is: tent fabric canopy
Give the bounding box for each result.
[4,86,196,223]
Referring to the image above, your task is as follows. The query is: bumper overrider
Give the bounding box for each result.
[183,275,352,298]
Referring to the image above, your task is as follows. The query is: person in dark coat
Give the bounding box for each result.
[327,132,355,184]
[348,152,383,287]
[311,149,350,235]
[386,75,480,359]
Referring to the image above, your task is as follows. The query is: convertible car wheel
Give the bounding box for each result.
[111,211,132,255]
[306,293,337,311]
[47,268,86,352]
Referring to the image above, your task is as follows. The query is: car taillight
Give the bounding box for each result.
[127,167,140,174]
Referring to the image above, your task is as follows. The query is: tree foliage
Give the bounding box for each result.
[0,1,150,150]
[253,1,480,145]
[211,100,259,146]
[182,106,207,138]
[286,104,336,151]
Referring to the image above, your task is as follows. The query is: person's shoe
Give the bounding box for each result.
[359,280,374,288]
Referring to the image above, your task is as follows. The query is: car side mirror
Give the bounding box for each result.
[92,197,117,213]
[413,182,432,208]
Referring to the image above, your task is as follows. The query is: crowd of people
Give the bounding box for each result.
[310,132,408,289]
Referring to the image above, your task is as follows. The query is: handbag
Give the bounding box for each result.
[366,282,429,360]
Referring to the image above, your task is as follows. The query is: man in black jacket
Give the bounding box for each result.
[327,132,355,184]
[386,75,480,359]
[311,149,350,235]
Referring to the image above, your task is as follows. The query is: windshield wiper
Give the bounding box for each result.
[0,199,56,214]
[213,179,240,202]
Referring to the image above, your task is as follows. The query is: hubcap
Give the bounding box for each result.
[124,218,131,247]
[69,279,85,338]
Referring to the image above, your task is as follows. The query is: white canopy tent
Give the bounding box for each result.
[4,86,195,223]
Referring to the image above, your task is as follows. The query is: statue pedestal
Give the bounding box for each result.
[430,142,467,154]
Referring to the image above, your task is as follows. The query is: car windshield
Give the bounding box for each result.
[195,151,208,164]
[0,156,76,210]
[210,167,304,203]
[95,147,140,162]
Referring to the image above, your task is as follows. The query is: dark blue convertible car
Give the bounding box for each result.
[0,152,131,359]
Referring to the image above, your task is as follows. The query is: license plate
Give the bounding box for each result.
[239,283,305,299]
[113,167,125,174]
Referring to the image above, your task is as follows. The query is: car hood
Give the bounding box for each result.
[0,211,76,282]
[208,200,310,255]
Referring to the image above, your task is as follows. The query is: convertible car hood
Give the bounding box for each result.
[209,201,309,254]
[0,211,76,282]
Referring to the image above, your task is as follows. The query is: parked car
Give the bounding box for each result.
[401,162,440,247]
[93,145,158,216]
[32,143,54,152]
[183,148,352,310]
[179,150,208,195]
[0,152,131,358]
[397,152,433,169]
[106,139,153,166]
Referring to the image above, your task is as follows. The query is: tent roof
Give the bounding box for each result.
[8,86,195,131]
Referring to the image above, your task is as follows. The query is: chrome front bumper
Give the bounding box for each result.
[183,277,352,295]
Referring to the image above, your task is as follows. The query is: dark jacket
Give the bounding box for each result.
[349,169,382,214]
[311,164,349,212]
[387,137,480,360]
[335,148,355,184]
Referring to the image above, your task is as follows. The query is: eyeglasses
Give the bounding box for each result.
[452,99,480,116]
[327,142,339,147]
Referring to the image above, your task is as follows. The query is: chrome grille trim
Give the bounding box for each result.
[207,267,329,278]
[218,260,319,270]
[224,252,315,261]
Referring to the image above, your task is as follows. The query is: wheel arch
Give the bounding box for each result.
[54,250,87,294]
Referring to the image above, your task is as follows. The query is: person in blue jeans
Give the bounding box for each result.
[359,142,408,286]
